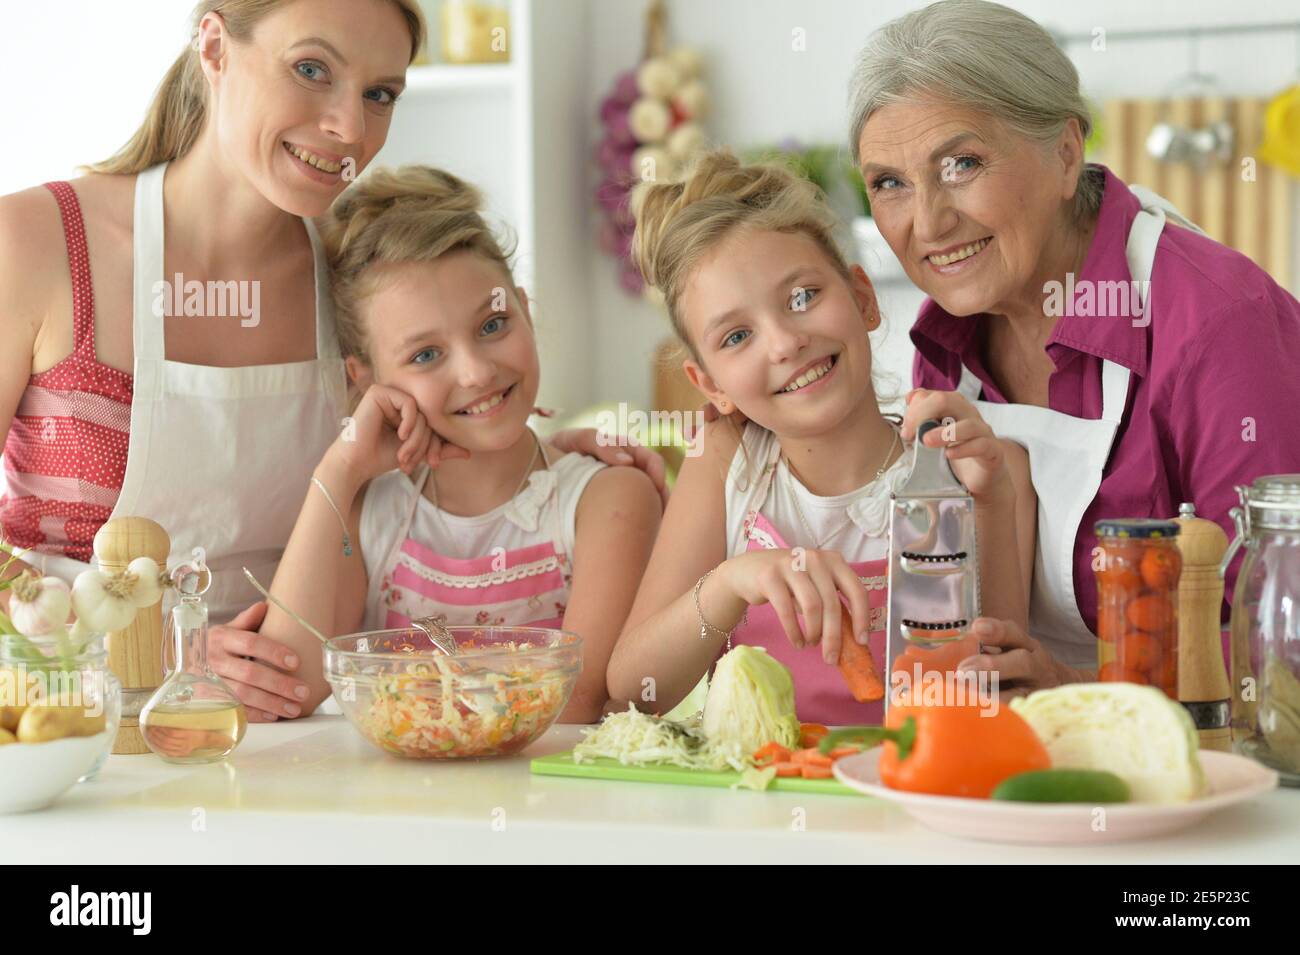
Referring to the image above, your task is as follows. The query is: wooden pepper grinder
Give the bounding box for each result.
[94,517,170,754]
[1173,502,1232,752]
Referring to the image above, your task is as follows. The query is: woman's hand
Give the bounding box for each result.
[207,602,314,722]
[719,548,873,665]
[900,388,1013,506]
[956,617,1088,700]
[549,427,669,506]
[328,384,468,489]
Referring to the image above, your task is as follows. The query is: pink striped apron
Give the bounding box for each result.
[727,448,889,725]
[373,458,572,632]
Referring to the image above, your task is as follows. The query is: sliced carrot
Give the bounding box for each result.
[800,764,834,779]
[791,748,833,768]
[828,746,860,760]
[752,741,793,765]
[799,723,829,748]
[836,604,885,702]
[772,762,802,777]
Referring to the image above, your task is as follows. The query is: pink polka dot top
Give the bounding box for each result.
[0,182,133,563]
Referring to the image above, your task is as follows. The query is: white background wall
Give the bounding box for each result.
[2,0,1298,419]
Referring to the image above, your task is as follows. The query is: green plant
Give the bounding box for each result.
[744,140,871,218]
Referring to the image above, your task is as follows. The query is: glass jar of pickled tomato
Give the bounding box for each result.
[1094,519,1182,698]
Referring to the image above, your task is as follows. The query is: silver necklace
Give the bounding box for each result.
[783,420,901,550]
[426,428,545,533]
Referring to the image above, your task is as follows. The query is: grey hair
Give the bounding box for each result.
[848,0,1103,220]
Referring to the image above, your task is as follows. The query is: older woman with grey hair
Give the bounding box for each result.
[856,0,1300,696]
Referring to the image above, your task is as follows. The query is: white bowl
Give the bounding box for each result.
[833,747,1279,845]
[0,732,110,813]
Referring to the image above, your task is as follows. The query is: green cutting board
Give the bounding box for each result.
[530,750,857,795]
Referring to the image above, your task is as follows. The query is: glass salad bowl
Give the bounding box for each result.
[324,626,582,759]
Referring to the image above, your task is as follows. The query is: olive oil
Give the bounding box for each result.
[139,563,248,764]
[140,700,246,763]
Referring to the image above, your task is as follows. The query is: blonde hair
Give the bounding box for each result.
[323,165,516,365]
[632,149,853,358]
[88,0,426,176]
[848,0,1102,220]
[633,150,899,480]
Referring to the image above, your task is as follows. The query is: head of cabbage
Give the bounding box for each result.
[702,646,801,754]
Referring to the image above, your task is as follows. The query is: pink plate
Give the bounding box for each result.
[832,747,1278,845]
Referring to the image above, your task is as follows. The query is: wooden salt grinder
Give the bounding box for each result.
[94,517,169,754]
[1174,502,1232,752]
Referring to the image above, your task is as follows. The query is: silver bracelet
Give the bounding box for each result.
[693,569,745,651]
[311,476,353,557]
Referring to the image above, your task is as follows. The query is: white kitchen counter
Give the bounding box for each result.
[5,713,1296,864]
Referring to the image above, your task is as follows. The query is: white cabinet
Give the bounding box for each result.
[378,0,592,414]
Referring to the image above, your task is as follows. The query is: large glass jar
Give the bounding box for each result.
[1224,475,1300,785]
[1094,519,1182,698]
[0,630,121,780]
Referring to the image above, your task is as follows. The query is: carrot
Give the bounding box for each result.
[799,723,829,748]
[772,762,802,777]
[836,604,884,702]
[828,746,860,760]
[790,748,834,768]
[753,742,792,765]
[800,764,834,779]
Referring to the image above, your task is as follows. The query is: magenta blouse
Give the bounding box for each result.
[910,164,1300,635]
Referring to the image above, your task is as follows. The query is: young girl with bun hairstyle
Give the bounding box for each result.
[261,166,662,723]
[607,150,1036,722]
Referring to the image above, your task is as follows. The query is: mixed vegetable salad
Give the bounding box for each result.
[344,639,572,759]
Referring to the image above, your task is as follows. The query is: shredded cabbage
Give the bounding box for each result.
[572,705,751,772]
[1010,682,1206,804]
[574,647,801,776]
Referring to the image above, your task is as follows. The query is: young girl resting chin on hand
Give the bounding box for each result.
[606,150,1036,724]
[259,166,662,724]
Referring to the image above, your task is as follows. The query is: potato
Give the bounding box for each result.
[0,727,15,745]
[0,705,23,732]
[16,703,106,743]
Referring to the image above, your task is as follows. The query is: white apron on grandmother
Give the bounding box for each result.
[956,186,1205,668]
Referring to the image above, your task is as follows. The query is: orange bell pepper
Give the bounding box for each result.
[819,703,1051,799]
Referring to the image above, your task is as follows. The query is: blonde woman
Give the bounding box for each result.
[849,0,1300,693]
[0,0,663,723]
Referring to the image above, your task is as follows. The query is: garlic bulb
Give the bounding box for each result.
[667,47,703,81]
[667,122,707,160]
[71,571,138,633]
[636,56,681,99]
[126,557,164,608]
[631,145,677,183]
[7,572,72,637]
[628,97,672,144]
[672,80,709,121]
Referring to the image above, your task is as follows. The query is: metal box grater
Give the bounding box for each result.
[885,419,982,708]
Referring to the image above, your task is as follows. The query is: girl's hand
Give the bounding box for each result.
[900,389,1013,506]
[328,384,465,488]
[956,617,1089,701]
[550,427,669,506]
[719,548,872,665]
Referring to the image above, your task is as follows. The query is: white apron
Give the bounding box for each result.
[20,163,348,622]
[955,186,1204,667]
